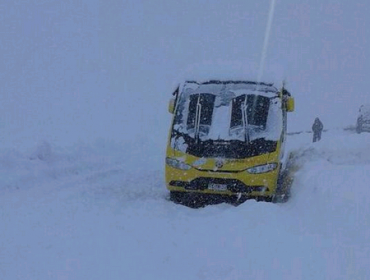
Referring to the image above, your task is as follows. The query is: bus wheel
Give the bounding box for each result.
[169,191,199,207]
[169,191,212,208]
[169,191,185,204]
[255,196,273,202]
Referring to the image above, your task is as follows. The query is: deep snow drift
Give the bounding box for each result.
[1,129,369,280]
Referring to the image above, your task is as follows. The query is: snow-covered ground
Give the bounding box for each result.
[1,129,369,280]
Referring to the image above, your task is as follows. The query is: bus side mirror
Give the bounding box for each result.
[286,97,295,112]
[168,98,175,114]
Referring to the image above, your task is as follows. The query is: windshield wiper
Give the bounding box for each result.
[194,95,202,143]
[242,99,250,143]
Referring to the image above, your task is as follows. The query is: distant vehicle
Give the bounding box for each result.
[356,105,370,133]
[165,80,295,207]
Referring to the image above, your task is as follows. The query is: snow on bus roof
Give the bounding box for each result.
[185,80,275,87]
[182,80,279,98]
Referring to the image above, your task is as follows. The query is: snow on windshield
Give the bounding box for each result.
[173,82,282,142]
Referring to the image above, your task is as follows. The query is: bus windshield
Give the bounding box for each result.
[171,83,283,158]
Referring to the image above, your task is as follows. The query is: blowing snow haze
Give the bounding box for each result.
[1,1,370,279]
[1,0,370,149]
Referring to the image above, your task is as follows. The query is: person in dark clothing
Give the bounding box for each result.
[312,117,324,142]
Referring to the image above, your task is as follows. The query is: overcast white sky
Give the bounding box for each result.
[1,0,369,149]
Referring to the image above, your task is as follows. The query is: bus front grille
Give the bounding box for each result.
[169,178,268,193]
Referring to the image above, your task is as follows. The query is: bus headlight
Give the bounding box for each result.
[166,158,192,170]
[247,163,278,174]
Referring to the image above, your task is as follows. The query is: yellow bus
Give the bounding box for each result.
[165,80,294,206]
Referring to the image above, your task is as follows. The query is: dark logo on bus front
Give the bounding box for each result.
[215,159,224,169]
